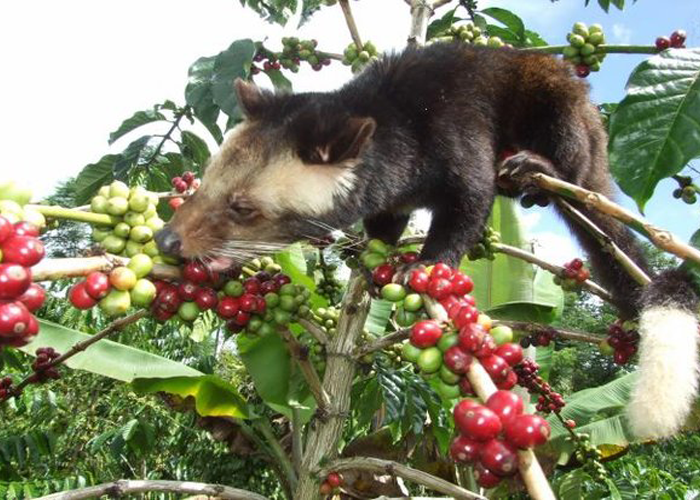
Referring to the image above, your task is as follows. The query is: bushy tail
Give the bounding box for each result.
[558,199,700,439]
[627,270,700,439]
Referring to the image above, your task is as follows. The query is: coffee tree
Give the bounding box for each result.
[2,0,700,499]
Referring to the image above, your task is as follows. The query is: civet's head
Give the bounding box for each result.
[155,79,375,269]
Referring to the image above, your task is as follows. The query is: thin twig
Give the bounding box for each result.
[492,242,615,302]
[297,318,329,346]
[432,0,454,8]
[555,199,651,285]
[529,172,700,269]
[354,327,411,358]
[495,321,605,345]
[6,310,148,400]
[318,457,486,500]
[278,328,332,414]
[339,0,363,49]
[35,479,268,500]
[254,419,299,491]
[32,255,182,282]
[291,408,304,474]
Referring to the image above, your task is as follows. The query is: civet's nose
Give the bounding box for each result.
[154,226,182,257]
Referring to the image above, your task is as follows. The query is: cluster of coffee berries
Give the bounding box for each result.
[0,376,13,399]
[342,41,380,73]
[563,22,606,77]
[360,238,419,272]
[672,175,697,204]
[310,306,339,337]
[397,265,524,400]
[314,256,343,304]
[570,432,607,481]
[513,358,565,414]
[656,29,686,50]
[90,181,166,260]
[519,327,557,348]
[150,257,311,337]
[281,38,331,72]
[169,171,200,210]
[319,471,344,496]
[466,226,500,261]
[554,258,590,291]
[450,391,551,488]
[433,23,507,48]
[30,347,61,382]
[0,180,46,230]
[0,216,46,349]
[599,319,638,365]
[69,254,157,317]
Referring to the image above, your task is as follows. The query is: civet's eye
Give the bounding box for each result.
[229,201,257,219]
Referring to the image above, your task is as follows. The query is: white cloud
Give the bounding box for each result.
[612,23,633,44]
[520,211,542,232]
[529,231,580,265]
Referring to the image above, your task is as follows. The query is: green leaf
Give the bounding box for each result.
[426,7,459,40]
[73,154,119,205]
[558,469,586,500]
[180,130,211,167]
[352,377,383,428]
[596,0,611,12]
[275,244,327,308]
[121,419,139,441]
[185,55,224,144]
[212,40,256,118]
[20,320,202,382]
[299,0,323,27]
[109,109,166,145]
[113,135,152,179]
[237,332,314,420]
[264,69,293,92]
[132,375,249,418]
[364,299,393,335]
[548,373,637,458]
[680,229,700,288]
[481,7,525,43]
[524,29,548,47]
[609,49,700,211]
[461,197,564,322]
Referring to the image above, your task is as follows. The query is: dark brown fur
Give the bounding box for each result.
[158,42,653,317]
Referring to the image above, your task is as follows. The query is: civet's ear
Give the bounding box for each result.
[234,78,272,118]
[304,117,377,164]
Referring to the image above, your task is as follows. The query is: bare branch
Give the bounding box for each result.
[339,0,363,49]
[32,255,182,282]
[492,242,615,303]
[495,320,605,345]
[297,318,329,346]
[555,199,651,285]
[529,172,700,268]
[5,310,148,401]
[295,271,370,498]
[355,327,411,358]
[407,0,433,45]
[318,456,486,500]
[432,0,454,8]
[35,479,268,500]
[278,328,332,414]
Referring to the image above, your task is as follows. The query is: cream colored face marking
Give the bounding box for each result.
[200,120,356,217]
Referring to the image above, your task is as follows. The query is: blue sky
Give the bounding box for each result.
[0,0,698,264]
[491,0,700,262]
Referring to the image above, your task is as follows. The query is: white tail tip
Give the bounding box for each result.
[627,306,699,440]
